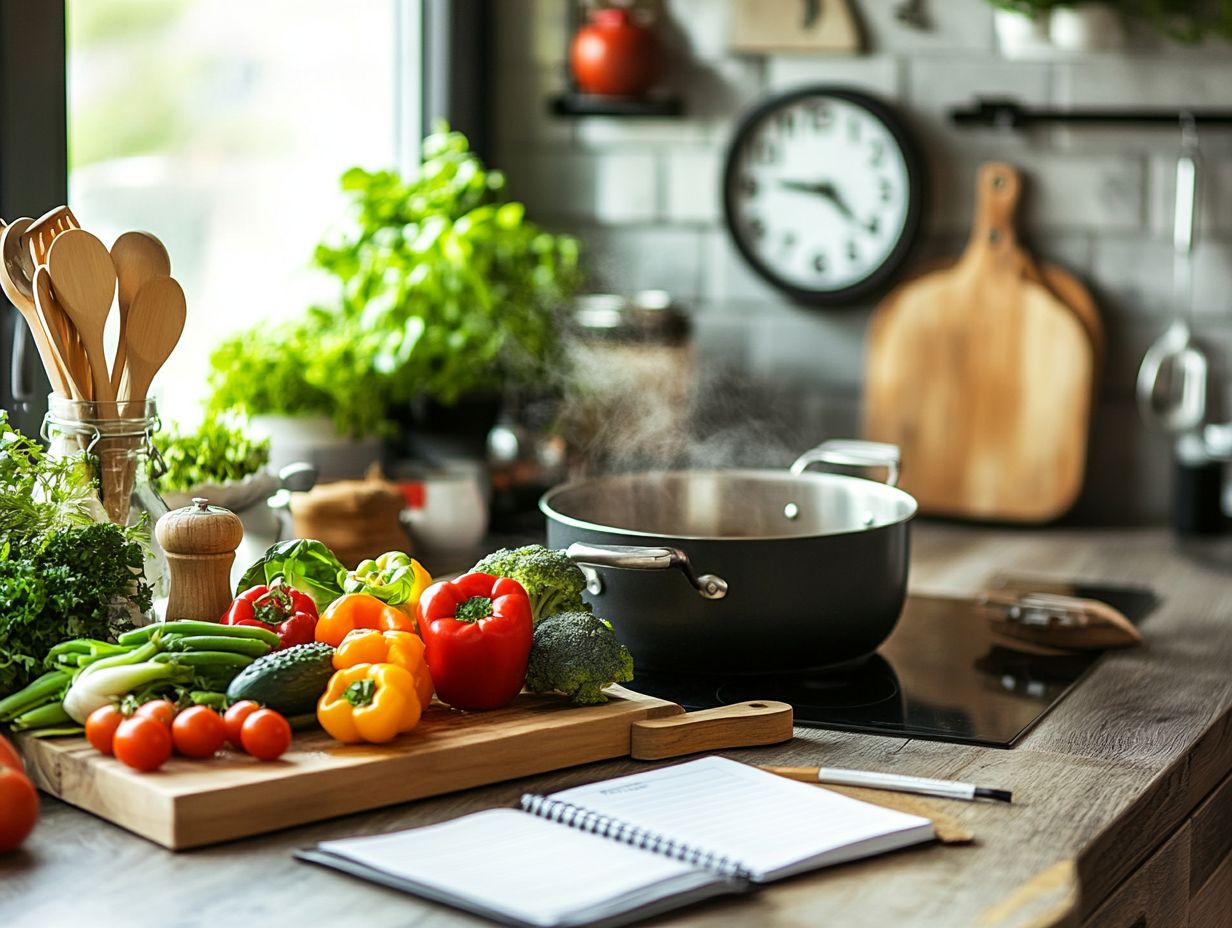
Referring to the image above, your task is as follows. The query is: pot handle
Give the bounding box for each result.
[789,439,900,487]
[565,542,729,601]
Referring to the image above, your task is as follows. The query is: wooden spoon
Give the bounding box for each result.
[33,266,87,400]
[46,228,117,404]
[0,219,73,396]
[119,275,186,413]
[109,231,171,395]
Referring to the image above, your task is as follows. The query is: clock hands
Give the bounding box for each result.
[777,178,878,233]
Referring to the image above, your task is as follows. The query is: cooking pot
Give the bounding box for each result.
[540,440,916,674]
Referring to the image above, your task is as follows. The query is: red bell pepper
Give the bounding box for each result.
[417,572,533,711]
[221,579,319,650]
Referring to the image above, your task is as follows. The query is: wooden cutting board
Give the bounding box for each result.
[14,689,792,850]
[864,162,1095,522]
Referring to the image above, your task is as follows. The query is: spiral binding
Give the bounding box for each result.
[519,794,753,882]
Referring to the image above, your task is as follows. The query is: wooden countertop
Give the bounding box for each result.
[3,525,1231,928]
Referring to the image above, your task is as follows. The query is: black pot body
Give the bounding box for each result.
[543,474,913,674]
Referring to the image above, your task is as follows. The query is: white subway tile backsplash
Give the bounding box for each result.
[665,148,722,223]
[489,0,1232,523]
[766,54,901,98]
[575,225,706,298]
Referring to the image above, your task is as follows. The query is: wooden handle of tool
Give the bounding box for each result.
[970,161,1022,256]
[629,700,793,760]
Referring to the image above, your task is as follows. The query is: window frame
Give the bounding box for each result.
[1,0,490,429]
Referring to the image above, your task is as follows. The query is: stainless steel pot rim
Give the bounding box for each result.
[539,468,918,542]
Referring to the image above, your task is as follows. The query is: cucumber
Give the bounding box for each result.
[225,642,336,716]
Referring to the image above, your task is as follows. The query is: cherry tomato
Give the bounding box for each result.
[224,700,261,748]
[0,767,38,852]
[85,705,126,756]
[171,706,226,759]
[240,709,291,761]
[134,699,177,727]
[0,733,24,773]
[112,716,173,772]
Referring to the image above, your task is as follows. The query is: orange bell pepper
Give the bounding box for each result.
[315,593,416,647]
[333,629,433,711]
[317,662,422,744]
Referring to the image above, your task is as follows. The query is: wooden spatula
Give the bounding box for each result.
[46,229,117,404]
[24,205,80,268]
[109,231,171,395]
[864,162,1095,522]
[118,275,186,413]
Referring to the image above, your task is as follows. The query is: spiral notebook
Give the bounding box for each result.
[295,757,935,928]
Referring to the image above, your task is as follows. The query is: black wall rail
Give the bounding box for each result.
[950,98,1232,129]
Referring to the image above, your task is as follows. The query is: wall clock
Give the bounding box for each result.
[722,86,927,306]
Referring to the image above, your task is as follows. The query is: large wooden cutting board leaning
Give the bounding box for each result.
[14,690,793,850]
[864,162,1096,522]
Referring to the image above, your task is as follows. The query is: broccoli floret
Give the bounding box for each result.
[524,610,634,705]
[472,545,589,624]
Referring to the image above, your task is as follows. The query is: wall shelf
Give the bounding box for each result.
[549,92,684,118]
[950,98,1232,129]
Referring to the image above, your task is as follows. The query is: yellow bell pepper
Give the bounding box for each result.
[333,629,434,712]
[317,662,422,744]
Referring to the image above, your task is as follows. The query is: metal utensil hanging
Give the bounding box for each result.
[1136,115,1209,433]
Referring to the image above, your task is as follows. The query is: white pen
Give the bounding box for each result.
[763,765,1013,803]
[815,767,1013,803]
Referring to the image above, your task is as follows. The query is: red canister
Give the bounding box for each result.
[569,7,661,97]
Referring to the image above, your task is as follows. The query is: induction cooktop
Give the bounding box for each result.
[622,576,1159,748]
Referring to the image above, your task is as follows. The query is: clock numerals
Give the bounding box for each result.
[740,175,758,198]
[806,101,832,131]
[879,178,893,203]
[812,252,828,274]
[869,139,885,168]
[747,217,766,240]
[847,117,862,143]
[775,109,796,136]
[754,137,781,165]
[846,240,859,263]
[867,216,880,236]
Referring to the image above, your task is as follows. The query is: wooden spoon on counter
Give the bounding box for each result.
[0,219,73,397]
[109,231,171,395]
[46,229,117,404]
[118,275,186,414]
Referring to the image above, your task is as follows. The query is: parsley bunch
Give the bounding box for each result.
[0,412,153,696]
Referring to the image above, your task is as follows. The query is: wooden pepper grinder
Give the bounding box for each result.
[155,498,244,622]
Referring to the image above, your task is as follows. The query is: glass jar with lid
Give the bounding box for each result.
[42,395,171,610]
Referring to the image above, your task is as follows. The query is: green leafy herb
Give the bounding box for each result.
[207,124,582,437]
[0,410,98,550]
[237,539,347,611]
[0,523,151,697]
[153,411,270,493]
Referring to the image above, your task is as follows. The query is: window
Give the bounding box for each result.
[66,0,419,423]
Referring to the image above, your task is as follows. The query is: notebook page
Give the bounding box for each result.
[548,756,933,881]
[317,809,717,926]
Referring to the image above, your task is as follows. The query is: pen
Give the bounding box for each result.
[761,766,1014,803]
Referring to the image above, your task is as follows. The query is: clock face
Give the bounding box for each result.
[722,87,925,305]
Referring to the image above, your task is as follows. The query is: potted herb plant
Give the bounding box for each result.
[208,125,582,470]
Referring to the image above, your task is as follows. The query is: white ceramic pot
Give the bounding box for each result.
[250,414,381,482]
[994,8,1053,59]
[1049,4,1124,52]
[399,463,489,555]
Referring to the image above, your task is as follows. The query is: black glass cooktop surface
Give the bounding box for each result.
[622,577,1158,748]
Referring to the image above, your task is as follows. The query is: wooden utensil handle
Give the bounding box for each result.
[971,161,1022,253]
[629,700,793,760]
